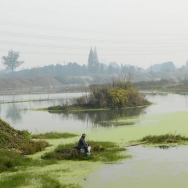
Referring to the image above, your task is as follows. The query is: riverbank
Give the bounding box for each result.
[134,81,188,95]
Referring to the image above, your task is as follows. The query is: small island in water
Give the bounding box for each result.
[48,79,151,112]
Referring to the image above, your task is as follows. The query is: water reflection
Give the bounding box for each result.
[0,93,83,103]
[156,145,177,150]
[144,92,168,96]
[51,107,147,127]
[5,103,26,123]
[1,93,188,133]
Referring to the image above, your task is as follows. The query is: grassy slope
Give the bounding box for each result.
[0,118,30,149]
[0,118,49,155]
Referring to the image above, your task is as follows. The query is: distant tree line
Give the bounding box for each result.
[1,62,143,78]
[1,49,188,79]
[1,61,186,79]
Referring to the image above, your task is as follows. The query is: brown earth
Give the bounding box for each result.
[0,77,63,95]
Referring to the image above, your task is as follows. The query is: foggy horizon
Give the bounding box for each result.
[1,0,188,70]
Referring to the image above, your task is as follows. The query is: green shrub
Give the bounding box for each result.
[0,149,30,172]
[48,81,150,111]
[19,140,49,155]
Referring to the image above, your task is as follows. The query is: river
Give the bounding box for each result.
[0,93,188,133]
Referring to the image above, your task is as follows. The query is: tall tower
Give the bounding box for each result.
[87,46,100,74]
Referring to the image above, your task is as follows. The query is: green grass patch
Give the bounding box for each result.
[0,149,57,173]
[0,173,28,188]
[42,141,129,162]
[0,149,30,173]
[48,104,81,112]
[140,133,188,144]
[32,132,78,139]
[19,140,49,155]
[0,172,81,188]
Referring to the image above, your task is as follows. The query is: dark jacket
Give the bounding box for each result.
[78,137,87,149]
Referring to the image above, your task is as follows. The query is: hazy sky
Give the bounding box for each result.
[0,0,188,70]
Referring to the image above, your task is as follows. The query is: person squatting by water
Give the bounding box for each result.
[77,133,91,154]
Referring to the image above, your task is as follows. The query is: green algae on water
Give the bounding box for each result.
[32,132,78,139]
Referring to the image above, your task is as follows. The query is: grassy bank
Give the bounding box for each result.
[134,80,188,95]
[139,133,188,144]
[42,141,129,162]
[0,172,81,188]
[0,119,58,173]
[0,118,49,155]
[0,149,56,173]
[47,104,151,114]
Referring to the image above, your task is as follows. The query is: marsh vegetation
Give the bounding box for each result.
[42,141,129,162]
[139,133,188,144]
[0,172,81,188]
[0,149,56,173]
[48,80,150,112]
